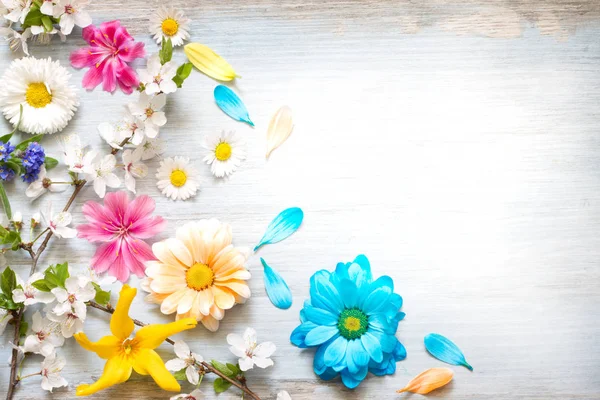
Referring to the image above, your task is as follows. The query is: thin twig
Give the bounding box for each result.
[88,301,262,400]
[111,138,130,155]
[6,180,87,400]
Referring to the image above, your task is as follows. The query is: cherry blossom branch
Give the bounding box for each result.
[111,138,131,155]
[7,180,86,400]
[88,301,262,400]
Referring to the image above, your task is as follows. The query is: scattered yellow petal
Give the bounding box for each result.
[397,367,454,394]
[266,106,294,158]
[184,43,238,81]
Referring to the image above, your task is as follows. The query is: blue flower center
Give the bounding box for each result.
[337,308,368,340]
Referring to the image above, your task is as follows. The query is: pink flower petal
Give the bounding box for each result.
[102,58,118,93]
[90,239,119,274]
[119,41,145,63]
[77,223,114,242]
[81,24,97,44]
[70,47,94,68]
[124,195,154,224]
[103,191,129,223]
[81,62,105,90]
[124,238,154,277]
[116,62,139,88]
[81,200,108,224]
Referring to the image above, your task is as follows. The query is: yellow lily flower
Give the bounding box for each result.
[74,284,197,396]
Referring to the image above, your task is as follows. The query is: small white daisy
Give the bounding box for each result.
[149,6,190,47]
[156,156,199,201]
[0,57,78,134]
[202,130,246,178]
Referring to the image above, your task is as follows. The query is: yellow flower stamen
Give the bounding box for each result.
[215,142,232,161]
[161,18,179,36]
[186,263,214,291]
[25,82,52,108]
[169,170,187,187]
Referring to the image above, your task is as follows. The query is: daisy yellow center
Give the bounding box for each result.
[161,18,179,36]
[215,142,232,161]
[338,308,368,340]
[186,263,214,291]
[25,82,52,108]
[170,169,187,187]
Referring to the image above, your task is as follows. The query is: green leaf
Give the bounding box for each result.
[0,182,11,220]
[55,262,69,287]
[23,9,43,27]
[226,363,241,376]
[41,15,53,32]
[31,279,51,292]
[173,62,193,88]
[5,161,21,175]
[44,157,58,170]
[0,267,17,297]
[94,286,111,305]
[172,368,187,381]
[16,134,44,151]
[1,231,20,245]
[159,38,173,64]
[211,360,233,376]
[0,133,13,143]
[213,377,232,393]
[19,321,28,337]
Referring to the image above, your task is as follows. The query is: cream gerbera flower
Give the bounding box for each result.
[202,131,246,178]
[156,156,199,201]
[0,57,78,134]
[141,219,251,332]
[149,7,190,47]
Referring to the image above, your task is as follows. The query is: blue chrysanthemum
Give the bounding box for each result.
[0,141,15,162]
[20,142,45,183]
[290,255,406,389]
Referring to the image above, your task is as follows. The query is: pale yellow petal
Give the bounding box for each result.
[196,288,214,316]
[266,106,294,158]
[200,314,220,332]
[160,288,190,314]
[209,304,225,320]
[150,276,187,294]
[211,285,236,310]
[217,280,251,299]
[152,241,188,269]
[166,238,193,267]
[184,43,238,81]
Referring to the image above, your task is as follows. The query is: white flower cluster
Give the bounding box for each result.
[3,270,114,392]
[0,0,91,55]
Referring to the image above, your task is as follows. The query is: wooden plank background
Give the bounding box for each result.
[1,0,600,399]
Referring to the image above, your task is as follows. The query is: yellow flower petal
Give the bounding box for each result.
[74,333,120,359]
[134,318,197,349]
[110,284,137,340]
[76,355,133,396]
[132,349,181,392]
[184,43,238,81]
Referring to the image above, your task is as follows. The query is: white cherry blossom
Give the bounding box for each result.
[165,340,203,385]
[12,272,55,305]
[227,327,276,371]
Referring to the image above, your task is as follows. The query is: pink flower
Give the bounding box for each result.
[70,20,145,94]
[77,191,166,282]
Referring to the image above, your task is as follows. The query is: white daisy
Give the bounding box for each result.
[156,156,199,201]
[202,130,246,178]
[0,57,78,134]
[149,6,190,47]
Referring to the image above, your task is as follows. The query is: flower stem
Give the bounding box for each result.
[18,372,41,381]
[111,137,131,155]
[30,228,49,246]
[87,301,262,400]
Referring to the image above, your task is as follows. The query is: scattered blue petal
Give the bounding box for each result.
[261,257,292,309]
[424,333,473,371]
[213,85,253,126]
[254,207,303,251]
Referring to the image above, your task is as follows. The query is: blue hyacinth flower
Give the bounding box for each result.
[290,255,406,389]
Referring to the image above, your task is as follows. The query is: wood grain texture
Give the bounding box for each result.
[1,0,600,399]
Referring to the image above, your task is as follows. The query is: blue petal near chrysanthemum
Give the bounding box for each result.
[261,257,293,309]
[289,254,406,389]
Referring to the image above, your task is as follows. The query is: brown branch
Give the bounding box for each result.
[88,301,262,400]
[6,180,87,400]
[111,138,130,155]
